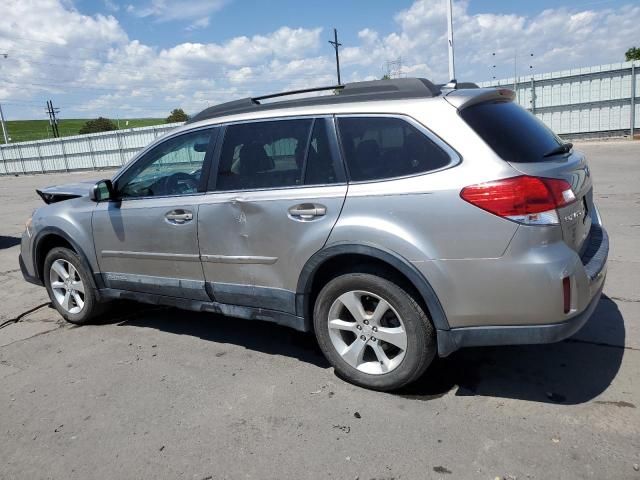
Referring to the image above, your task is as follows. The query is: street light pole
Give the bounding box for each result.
[446,0,456,80]
[513,50,518,99]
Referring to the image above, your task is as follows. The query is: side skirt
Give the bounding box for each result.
[98,288,308,332]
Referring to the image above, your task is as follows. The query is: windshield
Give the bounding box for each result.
[460,100,565,163]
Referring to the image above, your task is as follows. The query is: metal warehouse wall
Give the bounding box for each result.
[0,123,183,176]
[479,61,639,137]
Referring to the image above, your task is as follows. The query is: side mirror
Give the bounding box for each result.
[90,179,115,202]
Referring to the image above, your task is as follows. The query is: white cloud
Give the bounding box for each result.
[186,17,210,31]
[375,0,640,81]
[1,0,639,121]
[103,0,119,12]
[126,0,227,22]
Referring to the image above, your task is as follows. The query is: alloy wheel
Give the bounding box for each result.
[49,259,85,314]
[327,290,407,375]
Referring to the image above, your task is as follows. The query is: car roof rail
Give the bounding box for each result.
[187,77,442,124]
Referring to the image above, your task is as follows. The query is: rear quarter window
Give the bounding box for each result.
[337,116,451,182]
[460,100,563,163]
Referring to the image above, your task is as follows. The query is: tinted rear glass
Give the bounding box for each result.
[337,117,451,182]
[460,101,563,163]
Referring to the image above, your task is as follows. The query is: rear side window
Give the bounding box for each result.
[216,119,312,191]
[337,117,451,182]
[460,101,563,163]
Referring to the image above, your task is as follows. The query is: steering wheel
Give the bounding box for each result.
[163,172,199,195]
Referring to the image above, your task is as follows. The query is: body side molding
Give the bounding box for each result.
[99,288,306,331]
[201,255,278,265]
[101,251,201,262]
[209,282,296,313]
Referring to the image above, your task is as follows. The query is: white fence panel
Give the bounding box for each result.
[480,60,639,137]
[0,122,182,175]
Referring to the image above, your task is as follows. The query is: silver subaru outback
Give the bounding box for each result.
[20,78,608,391]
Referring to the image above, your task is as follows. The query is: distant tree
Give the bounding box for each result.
[625,47,640,61]
[381,74,391,80]
[78,117,118,135]
[166,108,188,123]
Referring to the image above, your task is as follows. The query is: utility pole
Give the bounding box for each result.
[0,53,9,144]
[446,0,456,80]
[0,103,9,144]
[46,100,60,138]
[328,28,342,85]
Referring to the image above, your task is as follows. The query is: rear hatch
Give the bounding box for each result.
[457,96,592,254]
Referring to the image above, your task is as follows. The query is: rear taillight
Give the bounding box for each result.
[460,175,576,225]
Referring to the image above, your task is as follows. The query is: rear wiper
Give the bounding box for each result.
[543,142,573,158]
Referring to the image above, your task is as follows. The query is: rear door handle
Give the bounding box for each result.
[288,203,327,220]
[165,209,193,224]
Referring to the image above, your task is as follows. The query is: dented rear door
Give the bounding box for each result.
[197,117,347,313]
[197,185,346,312]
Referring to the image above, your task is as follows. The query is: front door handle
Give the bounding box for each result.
[165,209,193,224]
[288,203,327,220]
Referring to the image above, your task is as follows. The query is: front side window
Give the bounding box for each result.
[216,119,313,191]
[337,116,451,182]
[117,128,214,198]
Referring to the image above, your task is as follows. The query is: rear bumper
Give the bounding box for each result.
[437,224,609,357]
[437,283,603,356]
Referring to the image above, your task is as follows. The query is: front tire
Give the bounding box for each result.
[44,247,103,324]
[313,272,436,391]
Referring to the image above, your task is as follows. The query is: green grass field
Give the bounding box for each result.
[1,118,164,144]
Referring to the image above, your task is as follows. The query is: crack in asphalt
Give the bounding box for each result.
[0,303,51,330]
[0,268,21,276]
[610,296,640,303]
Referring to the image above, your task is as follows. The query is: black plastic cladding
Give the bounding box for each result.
[187,78,443,124]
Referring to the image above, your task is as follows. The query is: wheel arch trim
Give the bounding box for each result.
[296,242,450,332]
[32,226,102,290]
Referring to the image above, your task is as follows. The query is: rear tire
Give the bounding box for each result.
[313,272,436,391]
[44,247,104,324]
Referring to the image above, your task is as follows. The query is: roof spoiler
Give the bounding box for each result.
[437,79,480,90]
[443,87,515,110]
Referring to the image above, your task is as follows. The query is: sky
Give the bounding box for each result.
[0,0,638,121]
